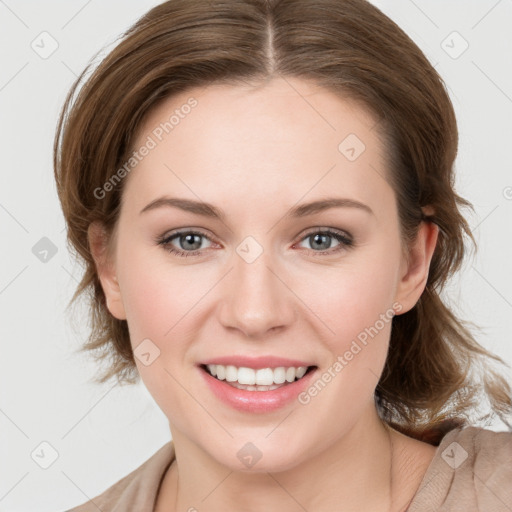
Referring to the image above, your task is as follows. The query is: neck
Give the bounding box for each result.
[158,404,413,512]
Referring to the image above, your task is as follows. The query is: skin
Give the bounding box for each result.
[89,76,439,512]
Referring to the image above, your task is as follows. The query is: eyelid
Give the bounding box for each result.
[292,227,354,254]
[157,228,217,248]
[298,226,353,242]
[157,226,354,257]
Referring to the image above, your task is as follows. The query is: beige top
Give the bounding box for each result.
[66,426,512,511]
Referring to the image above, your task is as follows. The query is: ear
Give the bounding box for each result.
[88,221,126,320]
[394,213,439,315]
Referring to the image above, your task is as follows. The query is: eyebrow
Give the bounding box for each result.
[139,196,374,219]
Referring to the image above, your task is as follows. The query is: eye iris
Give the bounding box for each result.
[180,233,202,250]
[310,233,332,251]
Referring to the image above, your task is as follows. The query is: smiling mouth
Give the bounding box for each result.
[200,364,317,391]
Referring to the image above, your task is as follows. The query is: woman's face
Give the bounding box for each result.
[94,77,435,472]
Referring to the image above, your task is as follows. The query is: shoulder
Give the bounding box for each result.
[64,441,175,512]
[443,425,512,478]
[450,423,512,448]
[409,426,512,512]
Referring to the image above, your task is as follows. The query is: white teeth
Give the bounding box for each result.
[216,365,225,380]
[229,382,282,391]
[205,364,310,386]
[225,365,237,382]
[273,367,286,384]
[296,366,307,379]
[256,368,274,386]
[238,367,256,385]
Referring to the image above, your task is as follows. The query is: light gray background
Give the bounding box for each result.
[1,1,511,510]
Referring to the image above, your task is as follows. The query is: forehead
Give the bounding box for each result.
[124,77,395,222]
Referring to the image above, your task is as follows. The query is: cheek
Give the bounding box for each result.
[312,252,399,345]
[115,246,199,422]
[118,271,170,344]
[118,229,401,353]
[293,254,400,422]
[116,244,198,343]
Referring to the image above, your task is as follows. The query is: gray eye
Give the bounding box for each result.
[177,233,204,251]
[306,233,339,251]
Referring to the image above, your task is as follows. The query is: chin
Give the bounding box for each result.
[206,437,307,474]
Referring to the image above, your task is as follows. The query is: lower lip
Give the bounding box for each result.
[199,366,317,413]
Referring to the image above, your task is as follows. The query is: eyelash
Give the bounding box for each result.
[156,228,354,258]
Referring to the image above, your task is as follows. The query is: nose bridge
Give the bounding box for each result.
[219,240,294,337]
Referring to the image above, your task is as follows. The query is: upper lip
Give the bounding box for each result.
[200,356,315,369]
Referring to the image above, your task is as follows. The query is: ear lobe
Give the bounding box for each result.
[394,219,439,315]
[88,221,126,320]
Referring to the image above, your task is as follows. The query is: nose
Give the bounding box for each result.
[218,247,296,339]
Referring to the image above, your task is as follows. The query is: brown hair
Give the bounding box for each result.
[54,0,512,444]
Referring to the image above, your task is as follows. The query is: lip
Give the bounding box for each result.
[200,355,314,369]
[198,364,318,413]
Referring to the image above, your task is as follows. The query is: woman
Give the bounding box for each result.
[54,0,512,510]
